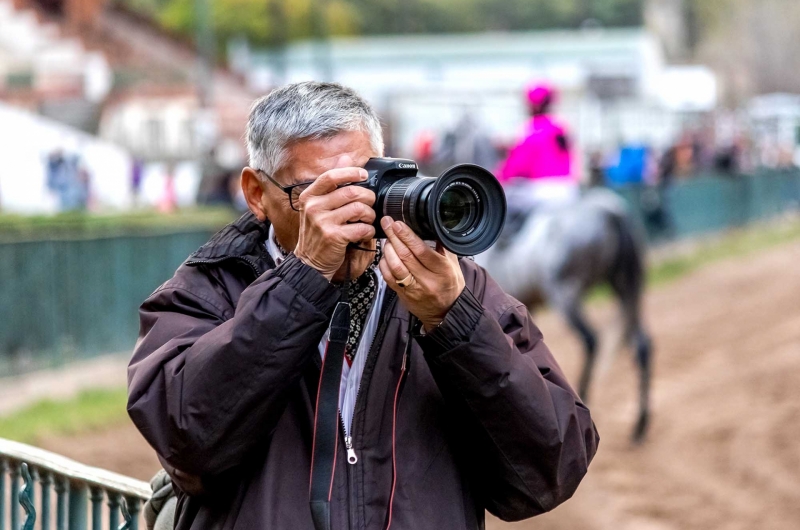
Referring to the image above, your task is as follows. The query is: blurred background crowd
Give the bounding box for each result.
[1,0,800,218]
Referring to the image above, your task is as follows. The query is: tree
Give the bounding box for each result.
[122,0,645,52]
[691,0,800,101]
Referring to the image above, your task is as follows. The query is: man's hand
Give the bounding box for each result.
[378,216,466,331]
[294,156,376,281]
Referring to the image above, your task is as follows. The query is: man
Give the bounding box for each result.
[128,81,598,530]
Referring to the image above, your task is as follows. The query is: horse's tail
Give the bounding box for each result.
[606,200,653,443]
[607,204,646,340]
[593,202,648,385]
[586,190,653,442]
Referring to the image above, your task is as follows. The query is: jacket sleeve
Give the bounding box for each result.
[415,263,599,521]
[127,255,339,476]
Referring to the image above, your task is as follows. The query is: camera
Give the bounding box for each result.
[351,158,506,256]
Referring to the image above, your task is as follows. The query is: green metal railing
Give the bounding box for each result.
[616,170,800,241]
[0,230,214,377]
[0,438,149,529]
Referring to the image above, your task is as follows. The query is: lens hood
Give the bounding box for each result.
[427,164,506,255]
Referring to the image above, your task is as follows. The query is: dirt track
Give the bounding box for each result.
[40,241,800,529]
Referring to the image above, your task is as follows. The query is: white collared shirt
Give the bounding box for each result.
[266,226,385,437]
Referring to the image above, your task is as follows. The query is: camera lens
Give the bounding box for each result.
[438,184,479,232]
[380,164,506,255]
[426,164,505,255]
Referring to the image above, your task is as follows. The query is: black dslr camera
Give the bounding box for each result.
[351,158,506,256]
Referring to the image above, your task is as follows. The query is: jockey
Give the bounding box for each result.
[496,83,579,213]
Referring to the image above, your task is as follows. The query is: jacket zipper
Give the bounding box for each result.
[341,414,358,465]
[337,289,396,467]
[345,290,397,529]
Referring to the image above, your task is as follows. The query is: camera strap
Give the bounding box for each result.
[309,266,352,530]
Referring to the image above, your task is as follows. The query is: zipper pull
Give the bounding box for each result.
[345,435,358,465]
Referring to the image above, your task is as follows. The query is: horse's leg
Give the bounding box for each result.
[570,307,598,403]
[611,287,653,444]
[552,290,597,403]
[605,210,655,443]
[632,328,652,444]
[608,285,652,443]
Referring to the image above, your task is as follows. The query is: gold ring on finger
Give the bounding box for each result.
[396,273,416,288]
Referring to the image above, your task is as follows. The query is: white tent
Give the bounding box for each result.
[0,102,132,213]
[0,103,205,213]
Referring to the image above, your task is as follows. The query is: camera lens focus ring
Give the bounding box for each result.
[383,177,433,235]
[383,178,414,223]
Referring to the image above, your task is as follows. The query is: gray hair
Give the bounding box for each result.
[246,81,384,177]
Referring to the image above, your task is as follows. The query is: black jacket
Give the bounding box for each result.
[127,212,599,529]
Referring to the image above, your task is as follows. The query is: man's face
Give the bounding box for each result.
[242,130,379,282]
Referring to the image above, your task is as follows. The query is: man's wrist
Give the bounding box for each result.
[294,250,334,282]
[415,287,483,354]
[275,254,340,313]
[419,286,464,332]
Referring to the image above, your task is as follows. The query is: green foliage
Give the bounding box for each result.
[591,0,643,27]
[119,0,644,50]
[648,217,800,286]
[687,0,740,31]
[0,208,237,241]
[0,388,129,444]
[151,0,359,49]
[325,0,643,35]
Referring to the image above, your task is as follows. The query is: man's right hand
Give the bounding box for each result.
[294,157,376,281]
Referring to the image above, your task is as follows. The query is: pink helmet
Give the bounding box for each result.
[526,83,557,107]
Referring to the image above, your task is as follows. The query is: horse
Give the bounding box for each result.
[475,188,653,443]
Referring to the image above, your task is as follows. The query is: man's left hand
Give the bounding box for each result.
[378,216,465,331]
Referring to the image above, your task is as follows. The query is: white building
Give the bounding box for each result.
[235,28,717,161]
[0,101,205,213]
[0,0,112,103]
[99,93,206,162]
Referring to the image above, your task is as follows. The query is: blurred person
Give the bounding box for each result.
[76,163,91,210]
[227,172,248,213]
[496,83,578,214]
[690,127,715,172]
[158,163,177,213]
[713,143,741,175]
[412,129,435,165]
[673,132,697,178]
[45,148,81,211]
[640,143,685,241]
[604,143,650,187]
[128,81,597,530]
[131,158,144,207]
[197,148,235,205]
[587,150,606,188]
[432,111,500,173]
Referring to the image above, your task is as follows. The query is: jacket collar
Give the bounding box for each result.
[186,212,275,276]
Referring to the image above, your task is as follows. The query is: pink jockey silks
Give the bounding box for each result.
[496,115,574,183]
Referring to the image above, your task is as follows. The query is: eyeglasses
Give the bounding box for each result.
[256,169,315,212]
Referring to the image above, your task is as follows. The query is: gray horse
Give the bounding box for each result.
[476,188,652,442]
